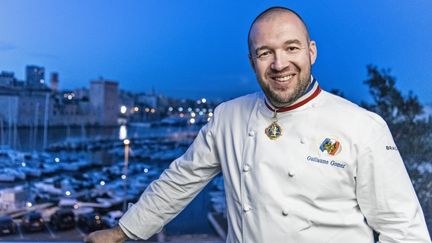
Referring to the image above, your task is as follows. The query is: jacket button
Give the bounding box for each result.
[282,209,289,216]
[288,171,295,177]
[243,205,252,212]
[248,130,255,137]
[243,164,250,172]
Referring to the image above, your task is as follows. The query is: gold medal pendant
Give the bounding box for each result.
[265,110,282,140]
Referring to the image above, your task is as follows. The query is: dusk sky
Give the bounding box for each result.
[1,0,431,104]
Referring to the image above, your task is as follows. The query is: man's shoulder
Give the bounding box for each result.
[216,92,261,112]
[320,90,387,127]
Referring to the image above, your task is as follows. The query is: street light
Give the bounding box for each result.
[120,106,127,114]
[122,138,130,212]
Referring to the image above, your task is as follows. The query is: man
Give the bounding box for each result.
[85,7,431,243]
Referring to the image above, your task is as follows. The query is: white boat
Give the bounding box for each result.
[0,146,24,164]
[61,163,80,171]
[0,173,15,182]
[40,163,61,174]
[60,158,92,171]
[19,166,42,177]
[34,182,63,195]
[2,168,26,180]
[95,195,123,207]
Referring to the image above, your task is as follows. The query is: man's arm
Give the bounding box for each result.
[119,124,221,239]
[356,120,431,242]
[85,105,223,241]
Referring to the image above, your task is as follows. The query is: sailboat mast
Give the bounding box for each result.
[43,92,49,149]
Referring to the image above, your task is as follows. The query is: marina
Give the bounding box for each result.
[0,124,227,241]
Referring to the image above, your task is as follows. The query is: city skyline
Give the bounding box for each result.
[1,0,431,104]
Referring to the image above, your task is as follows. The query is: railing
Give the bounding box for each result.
[0,241,224,243]
[0,239,385,243]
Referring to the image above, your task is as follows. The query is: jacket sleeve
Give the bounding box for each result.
[356,118,431,242]
[118,107,222,240]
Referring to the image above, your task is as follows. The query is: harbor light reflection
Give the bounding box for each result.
[119,125,127,140]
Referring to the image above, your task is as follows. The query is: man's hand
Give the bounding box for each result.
[83,226,129,243]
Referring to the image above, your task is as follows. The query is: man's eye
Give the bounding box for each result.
[257,51,271,58]
[286,46,300,52]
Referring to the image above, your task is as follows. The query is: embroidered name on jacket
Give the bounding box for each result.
[306,156,346,169]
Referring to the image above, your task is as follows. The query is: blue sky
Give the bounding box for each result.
[1,0,431,104]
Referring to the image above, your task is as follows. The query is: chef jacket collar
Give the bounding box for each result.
[264,76,321,113]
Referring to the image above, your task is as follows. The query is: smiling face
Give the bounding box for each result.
[249,11,317,107]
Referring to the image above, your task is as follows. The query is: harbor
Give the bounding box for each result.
[0,124,227,242]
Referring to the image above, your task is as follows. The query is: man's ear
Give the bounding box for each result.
[309,40,317,65]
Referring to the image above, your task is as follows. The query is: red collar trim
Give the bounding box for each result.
[264,85,321,112]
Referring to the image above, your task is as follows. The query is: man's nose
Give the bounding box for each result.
[271,51,290,71]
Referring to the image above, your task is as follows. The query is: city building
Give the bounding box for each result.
[0,71,16,87]
[50,72,59,91]
[90,78,119,126]
[0,88,19,145]
[25,65,45,87]
[131,93,161,122]
[0,86,50,127]
[50,90,95,126]
[0,66,217,128]
[137,93,158,109]
[0,72,120,127]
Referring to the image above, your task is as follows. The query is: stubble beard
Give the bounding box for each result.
[258,71,311,108]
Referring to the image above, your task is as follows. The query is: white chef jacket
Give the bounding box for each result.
[119,81,431,243]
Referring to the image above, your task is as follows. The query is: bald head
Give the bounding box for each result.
[248,7,310,55]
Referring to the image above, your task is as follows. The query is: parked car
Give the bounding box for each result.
[77,212,104,233]
[22,211,44,232]
[50,208,75,231]
[0,216,16,235]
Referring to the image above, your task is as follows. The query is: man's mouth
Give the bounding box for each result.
[272,74,295,82]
